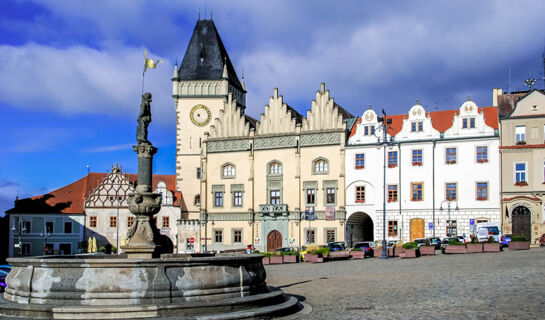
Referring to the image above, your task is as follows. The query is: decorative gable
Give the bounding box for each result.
[255,88,300,135]
[510,90,545,118]
[302,83,345,132]
[85,166,134,208]
[209,93,251,138]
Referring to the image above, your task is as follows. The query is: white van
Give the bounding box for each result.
[470,222,501,242]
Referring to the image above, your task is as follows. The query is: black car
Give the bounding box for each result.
[428,237,441,249]
[353,241,374,257]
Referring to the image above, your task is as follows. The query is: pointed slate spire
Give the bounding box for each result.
[178,19,244,91]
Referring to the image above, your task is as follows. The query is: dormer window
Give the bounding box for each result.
[462,118,475,129]
[411,121,423,132]
[363,125,375,136]
[222,164,236,178]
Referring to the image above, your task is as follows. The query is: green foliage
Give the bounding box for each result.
[448,239,464,246]
[351,247,363,251]
[470,235,479,244]
[280,251,299,256]
[99,246,106,253]
[486,236,498,243]
[511,235,528,242]
[309,247,331,256]
[262,252,273,257]
[402,242,418,249]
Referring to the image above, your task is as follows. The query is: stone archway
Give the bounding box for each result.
[267,230,282,252]
[345,212,374,247]
[512,206,531,240]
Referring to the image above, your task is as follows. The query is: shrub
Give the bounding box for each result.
[448,239,464,245]
[486,236,498,244]
[281,251,299,256]
[470,235,479,244]
[309,247,331,256]
[402,242,418,249]
[511,235,528,242]
[262,252,273,258]
[351,247,363,251]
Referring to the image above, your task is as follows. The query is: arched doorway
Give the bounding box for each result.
[267,230,282,252]
[512,206,531,240]
[410,218,425,241]
[345,212,374,247]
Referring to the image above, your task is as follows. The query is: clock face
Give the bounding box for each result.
[190,104,211,127]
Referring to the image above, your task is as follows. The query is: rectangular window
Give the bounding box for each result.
[326,188,336,204]
[306,189,315,205]
[45,221,54,234]
[364,126,369,135]
[445,148,456,164]
[411,121,423,132]
[22,220,31,233]
[388,221,398,236]
[355,153,365,169]
[412,149,423,166]
[411,183,423,201]
[445,183,457,201]
[233,191,243,207]
[21,243,31,256]
[462,118,468,128]
[418,121,423,131]
[388,185,398,202]
[515,163,527,183]
[233,230,242,243]
[162,216,170,228]
[355,186,365,203]
[89,216,97,228]
[214,192,223,207]
[516,126,526,144]
[215,230,223,243]
[306,229,315,244]
[447,220,457,237]
[476,182,488,200]
[470,117,475,128]
[326,230,335,243]
[476,146,488,162]
[270,190,280,204]
[196,167,201,179]
[370,125,375,135]
[388,151,398,167]
[127,216,134,227]
[109,216,117,228]
[64,221,72,234]
[476,219,488,224]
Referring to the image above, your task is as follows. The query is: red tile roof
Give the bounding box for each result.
[429,110,456,133]
[481,107,498,129]
[385,114,405,136]
[348,117,361,139]
[6,173,180,214]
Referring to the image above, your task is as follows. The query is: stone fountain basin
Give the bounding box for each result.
[4,254,266,306]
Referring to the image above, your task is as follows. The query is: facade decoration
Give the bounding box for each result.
[497,89,545,244]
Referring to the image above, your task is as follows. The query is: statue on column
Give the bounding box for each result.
[137,92,152,144]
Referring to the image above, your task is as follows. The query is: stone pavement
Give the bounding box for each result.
[266,248,545,320]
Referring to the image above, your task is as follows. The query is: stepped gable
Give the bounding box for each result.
[209,93,253,138]
[255,88,302,135]
[85,167,134,208]
[302,83,353,132]
[178,19,243,91]
[430,109,456,133]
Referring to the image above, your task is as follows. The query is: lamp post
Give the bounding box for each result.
[40,231,51,255]
[440,200,459,237]
[11,220,27,256]
[376,109,394,259]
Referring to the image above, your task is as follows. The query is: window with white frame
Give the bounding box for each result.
[476,146,488,162]
[326,188,336,204]
[306,188,315,205]
[214,192,223,207]
[411,121,423,132]
[270,190,280,205]
[364,125,375,136]
[313,159,328,174]
[515,126,526,144]
[233,191,243,207]
[269,161,282,175]
[412,149,423,166]
[222,164,235,178]
[515,163,527,184]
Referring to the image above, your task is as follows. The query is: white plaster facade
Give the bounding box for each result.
[346,101,500,244]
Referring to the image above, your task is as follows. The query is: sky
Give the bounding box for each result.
[1,0,545,215]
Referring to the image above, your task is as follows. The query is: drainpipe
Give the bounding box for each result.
[432,139,436,237]
[398,142,402,243]
[499,121,503,233]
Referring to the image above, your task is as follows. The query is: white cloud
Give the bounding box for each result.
[0,43,175,122]
[83,143,134,153]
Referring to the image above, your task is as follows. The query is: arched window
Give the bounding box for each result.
[269,161,282,175]
[313,159,328,174]
[222,163,236,178]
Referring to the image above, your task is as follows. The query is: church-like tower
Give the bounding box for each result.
[173,19,246,218]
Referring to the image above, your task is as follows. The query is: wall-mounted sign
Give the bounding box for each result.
[305,206,315,221]
[469,219,475,226]
[325,206,335,221]
[160,229,170,236]
[428,222,434,230]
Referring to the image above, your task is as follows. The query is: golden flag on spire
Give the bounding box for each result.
[143,48,162,73]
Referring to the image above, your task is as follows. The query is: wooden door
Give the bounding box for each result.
[410,218,425,242]
[512,206,531,240]
[267,230,282,252]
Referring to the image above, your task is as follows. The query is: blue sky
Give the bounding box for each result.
[1,0,545,214]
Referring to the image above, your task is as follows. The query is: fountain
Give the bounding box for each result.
[0,93,298,319]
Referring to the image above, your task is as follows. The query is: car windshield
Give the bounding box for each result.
[355,243,370,248]
[487,227,500,235]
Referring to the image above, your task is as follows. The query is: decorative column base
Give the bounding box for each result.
[120,245,156,259]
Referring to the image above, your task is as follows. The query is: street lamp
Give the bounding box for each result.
[376,109,394,259]
[40,231,51,255]
[440,200,459,237]
[11,220,27,256]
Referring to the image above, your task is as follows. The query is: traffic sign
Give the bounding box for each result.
[189,237,195,243]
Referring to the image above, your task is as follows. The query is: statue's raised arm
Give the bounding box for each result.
[137,92,152,144]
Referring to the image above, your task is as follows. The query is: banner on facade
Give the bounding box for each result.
[254,237,261,245]
[325,206,335,221]
[428,222,434,230]
[305,206,315,221]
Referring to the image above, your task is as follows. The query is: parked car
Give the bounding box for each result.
[0,265,11,293]
[428,237,441,249]
[387,240,399,248]
[413,238,427,248]
[501,234,512,248]
[327,241,347,251]
[275,247,297,252]
[470,222,501,242]
[353,241,374,257]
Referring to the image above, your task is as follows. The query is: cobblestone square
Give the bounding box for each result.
[266,248,545,319]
